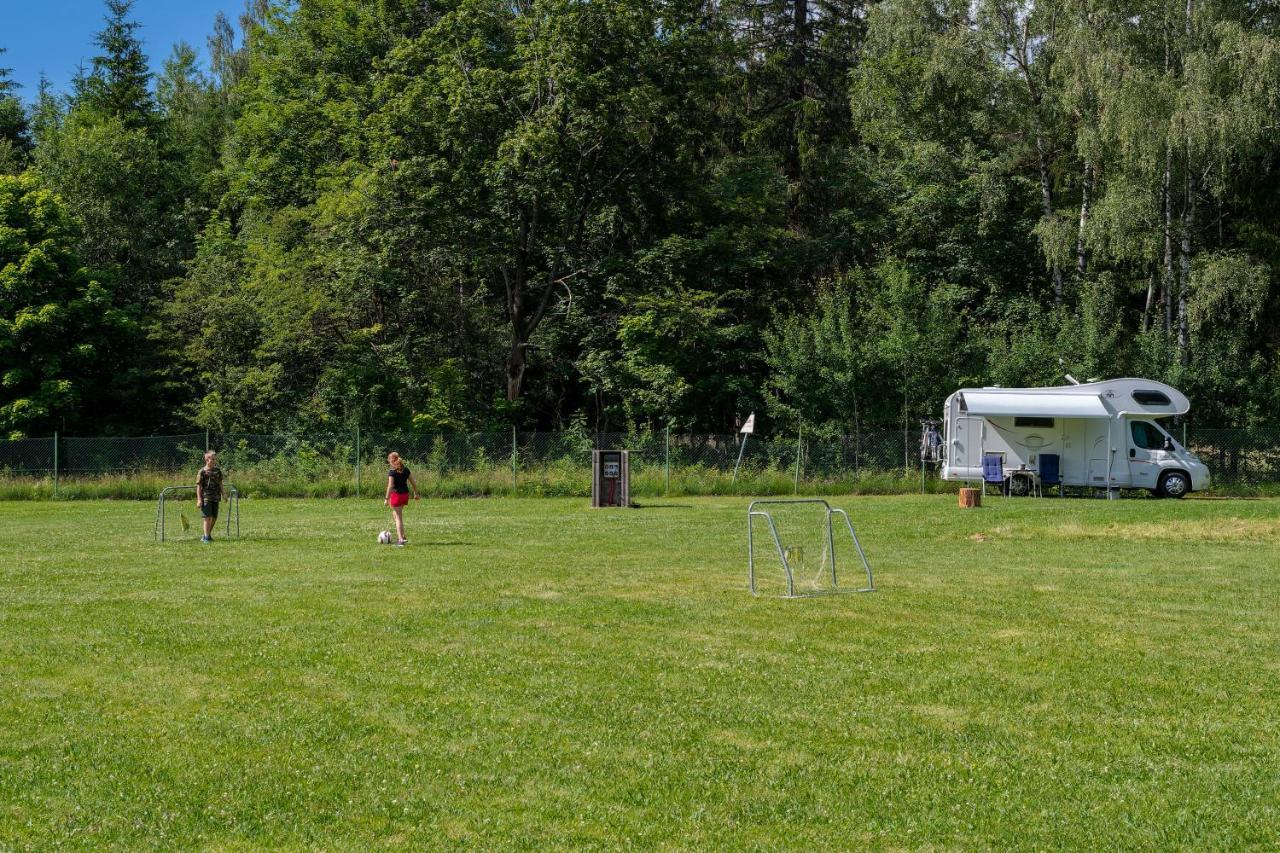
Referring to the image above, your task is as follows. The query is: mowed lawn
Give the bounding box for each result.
[1,495,1278,849]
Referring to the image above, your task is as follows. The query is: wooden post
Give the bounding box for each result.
[958,487,981,508]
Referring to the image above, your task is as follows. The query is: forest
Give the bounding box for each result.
[2,0,1279,439]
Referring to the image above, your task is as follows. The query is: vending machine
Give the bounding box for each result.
[591,449,630,508]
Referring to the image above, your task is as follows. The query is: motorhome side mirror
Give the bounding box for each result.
[1163,437,1174,452]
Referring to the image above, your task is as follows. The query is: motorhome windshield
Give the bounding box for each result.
[1131,421,1170,450]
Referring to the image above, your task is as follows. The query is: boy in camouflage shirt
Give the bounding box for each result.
[195,451,224,543]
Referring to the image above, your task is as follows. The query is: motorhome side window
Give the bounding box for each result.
[1014,417,1054,428]
[1133,390,1172,406]
[1130,421,1167,450]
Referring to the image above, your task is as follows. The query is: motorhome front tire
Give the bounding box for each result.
[1158,470,1191,499]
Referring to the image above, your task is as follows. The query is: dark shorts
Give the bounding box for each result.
[201,500,220,519]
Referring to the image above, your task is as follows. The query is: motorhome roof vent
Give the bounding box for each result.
[1133,390,1172,406]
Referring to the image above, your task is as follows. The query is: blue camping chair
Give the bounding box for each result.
[982,454,1006,496]
[1039,453,1063,497]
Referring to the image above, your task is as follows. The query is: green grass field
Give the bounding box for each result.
[2,495,1278,848]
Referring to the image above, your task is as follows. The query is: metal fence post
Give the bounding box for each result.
[52,431,58,498]
[511,426,517,491]
[205,429,210,453]
[664,425,671,496]
[794,421,803,494]
[354,425,361,497]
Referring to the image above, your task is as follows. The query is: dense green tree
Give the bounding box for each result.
[35,116,185,298]
[367,0,726,408]
[0,174,136,437]
[35,0,191,302]
[161,0,435,431]
[5,0,1280,435]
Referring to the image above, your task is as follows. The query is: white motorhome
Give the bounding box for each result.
[940,378,1210,497]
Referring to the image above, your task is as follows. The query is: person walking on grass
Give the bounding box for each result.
[384,451,419,546]
[195,450,224,543]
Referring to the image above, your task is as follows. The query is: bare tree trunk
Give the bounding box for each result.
[1035,135,1064,303]
[1008,14,1063,304]
[785,0,810,222]
[1162,150,1174,339]
[507,338,526,402]
[1178,167,1194,365]
[1160,26,1174,341]
[1177,0,1193,365]
[504,206,532,402]
[1076,160,1092,276]
[1142,271,1157,333]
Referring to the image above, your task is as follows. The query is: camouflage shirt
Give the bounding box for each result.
[197,466,224,502]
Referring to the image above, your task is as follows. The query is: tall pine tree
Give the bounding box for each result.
[0,47,32,172]
[75,0,155,128]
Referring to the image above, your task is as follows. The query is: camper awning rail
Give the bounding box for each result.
[960,392,1110,418]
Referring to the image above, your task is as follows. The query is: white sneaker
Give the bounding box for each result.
[396,540,408,547]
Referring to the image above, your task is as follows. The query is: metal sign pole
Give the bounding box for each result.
[733,413,755,484]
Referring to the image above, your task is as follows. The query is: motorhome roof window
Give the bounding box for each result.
[1014,416,1055,428]
[1133,390,1172,406]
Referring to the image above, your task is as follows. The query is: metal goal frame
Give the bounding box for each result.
[154,485,241,542]
[747,498,875,597]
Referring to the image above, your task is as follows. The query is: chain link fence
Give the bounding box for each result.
[2,427,1279,497]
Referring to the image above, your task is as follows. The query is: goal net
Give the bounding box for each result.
[747,499,874,597]
[154,486,241,542]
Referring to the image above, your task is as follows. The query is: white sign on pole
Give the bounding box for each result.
[733,413,755,483]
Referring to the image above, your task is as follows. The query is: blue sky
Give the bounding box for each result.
[2,0,241,101]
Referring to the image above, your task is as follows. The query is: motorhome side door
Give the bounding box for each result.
[1127,420,1166,490]
[950,416,981,472]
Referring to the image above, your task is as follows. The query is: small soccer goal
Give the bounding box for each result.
[747,499,875,597]
[154,485,241,542]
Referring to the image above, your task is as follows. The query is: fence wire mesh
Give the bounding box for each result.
[2,427,1279,493]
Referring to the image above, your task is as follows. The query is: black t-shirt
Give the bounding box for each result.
[389,466,411,494]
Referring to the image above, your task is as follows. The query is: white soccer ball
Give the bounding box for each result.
[377,530,392,545]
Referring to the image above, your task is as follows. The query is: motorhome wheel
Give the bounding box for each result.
[1158,471,1190,499]
[1008,475,1030,497]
